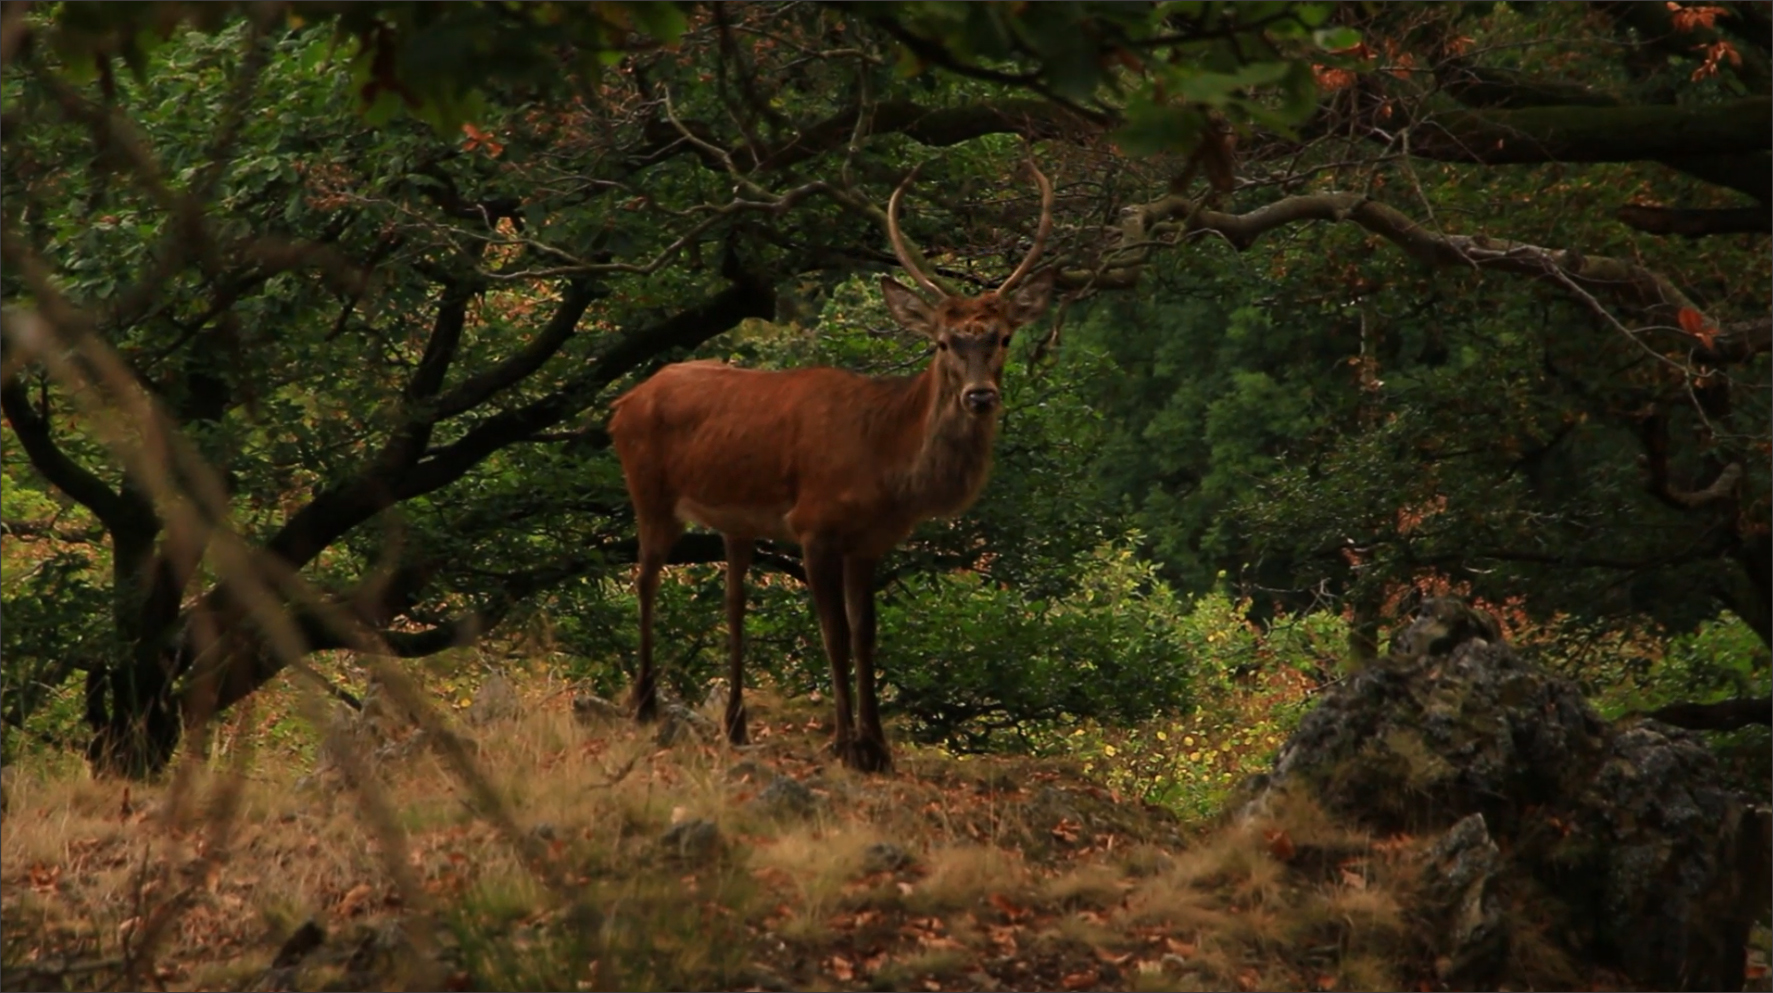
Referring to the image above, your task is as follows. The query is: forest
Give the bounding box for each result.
[1,2,1768,991]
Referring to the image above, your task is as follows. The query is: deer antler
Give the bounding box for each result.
[887,165,945,299]
[998,156,1054,295]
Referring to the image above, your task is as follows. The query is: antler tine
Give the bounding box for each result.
[997,155,1054,294]
[887,166,945,299]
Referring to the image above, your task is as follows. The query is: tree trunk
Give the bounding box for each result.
[85,514,185,777]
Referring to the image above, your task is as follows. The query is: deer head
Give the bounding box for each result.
[879,160,1056,417]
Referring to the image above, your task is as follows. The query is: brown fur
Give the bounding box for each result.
[611,169,1056,773]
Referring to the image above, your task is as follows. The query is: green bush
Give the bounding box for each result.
[882,541,1193,751]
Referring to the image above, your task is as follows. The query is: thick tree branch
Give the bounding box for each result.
[1638,411,1746,513]
[634,98,1099,179]
[1436,61,1622,110]
[1423,62,1770,213]
[395,273,775,501]
[1651,152,1771,204]
[1615,204,1771,237]
[262,282,597,571]
[1371,94,1773,202]
[431,279,606,420]
[0,376,138,534]
[407,282,472,403]
[1110,191,1708,326]
[1643,696,1773,730]
[1406,98,1770,165]
[753,99,1096,171]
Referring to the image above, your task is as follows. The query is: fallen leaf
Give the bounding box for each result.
[989,892,1030,921]
[1095,947,1134,966]
[1263,827,1296,861]
[828,955,855,981]
[1164,937,1197,957]
[1062,967,1100,990]
[336,882,375,917]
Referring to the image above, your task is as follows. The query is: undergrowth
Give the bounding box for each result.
[5,673,1439,992]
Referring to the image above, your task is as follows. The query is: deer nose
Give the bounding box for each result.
[963,387,999,413]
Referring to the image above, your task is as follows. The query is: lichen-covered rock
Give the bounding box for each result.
[1420,814,1506,987]
[751,773,820,819]
[571,690,625,725]
[655,702,717,747]
[1247,600,1762,992]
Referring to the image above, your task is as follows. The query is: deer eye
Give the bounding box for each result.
[936,338,949,351]
[1000,335,1012,347]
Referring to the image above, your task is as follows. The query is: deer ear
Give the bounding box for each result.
[1004,268,1056,327]
[881,276,939,338]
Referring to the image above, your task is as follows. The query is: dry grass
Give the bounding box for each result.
[4,670,1448,992]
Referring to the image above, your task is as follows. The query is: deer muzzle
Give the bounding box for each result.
[962,387,1000,414]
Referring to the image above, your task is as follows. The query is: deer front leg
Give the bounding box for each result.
[629,514,681,724]
[631,549,666,723]
[803,541,857,764]
[844,555,891,773]
[723,534,753,745]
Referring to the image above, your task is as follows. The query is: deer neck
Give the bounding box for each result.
[888,363,999,519]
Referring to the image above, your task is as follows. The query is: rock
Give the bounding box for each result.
[1420,814,1506,987]
[751,774,819,819]
[571,691,625,725]
[466,673,519,726]
[659,818,721,862]
[371,728,427,765]
[268,919,326,974]
[655,702,717,747]
[861,842,914,873]
[726,759,772,783]
[702,678,731,715]
[1245,598,1762,992]
[739,962,792,991]
[1389,596,1503,661]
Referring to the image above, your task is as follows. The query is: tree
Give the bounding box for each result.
[1070,2,1769,657]
[1,2,1342,773]
[2,1,1765,776]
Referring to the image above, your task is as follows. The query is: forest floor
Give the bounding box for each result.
[2,675,1762,992]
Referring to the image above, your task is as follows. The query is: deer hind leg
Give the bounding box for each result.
[843,555,891,773]
[722,534,753,745]
[803,539,857,763]
[631,511,682,724]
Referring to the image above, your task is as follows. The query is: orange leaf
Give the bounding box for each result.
[827,955,855,981]
[336,881,375,917]
[1263,827,1296,861]
[989,892,1031,921]
[1062,968,1101,990]
[1164,937,1197,957]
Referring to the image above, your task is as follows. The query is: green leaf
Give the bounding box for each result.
[1312,26,1362,51]
[1172,60,1293,104]
[1114,92,1207,155]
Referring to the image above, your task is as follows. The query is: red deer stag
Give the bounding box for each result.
[608,162,1056,772]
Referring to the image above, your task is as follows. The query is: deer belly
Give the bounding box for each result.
[675,498,794,541]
